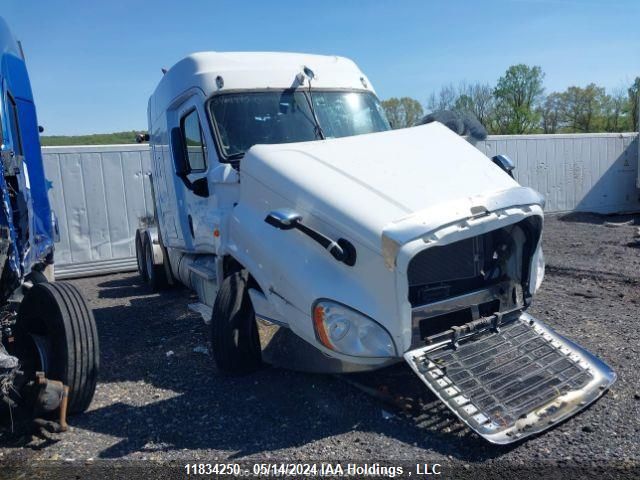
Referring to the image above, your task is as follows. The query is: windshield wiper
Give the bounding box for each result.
[301,74,325,140]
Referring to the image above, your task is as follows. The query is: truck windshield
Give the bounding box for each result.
[208,90,391,159]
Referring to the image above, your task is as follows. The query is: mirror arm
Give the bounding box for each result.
[177,173,194,191]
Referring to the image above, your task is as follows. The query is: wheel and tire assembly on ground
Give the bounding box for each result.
[143,237,168,291]
[210,271,262,374]
[17,282,99,414]
[135,230,148,283]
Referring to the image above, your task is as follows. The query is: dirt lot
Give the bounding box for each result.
[0,213,639,475]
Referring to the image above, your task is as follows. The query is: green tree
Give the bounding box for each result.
[453,82,495,128]
[538,92,563,133]
[601,88,630,132]
[493,64,545,134]
[628,77,640,131]
[453,93,474,114]
[559,84,605,132]
[381,97,424,129]
[427,84,457,112]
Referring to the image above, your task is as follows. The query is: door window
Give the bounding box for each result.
[180,110,207,172]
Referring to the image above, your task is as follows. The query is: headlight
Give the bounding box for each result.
[312,300,396,358]
[529,245,545,294]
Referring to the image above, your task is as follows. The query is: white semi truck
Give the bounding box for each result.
[136,52,615,444]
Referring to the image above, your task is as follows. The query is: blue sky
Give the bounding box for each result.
[4,0,640,135]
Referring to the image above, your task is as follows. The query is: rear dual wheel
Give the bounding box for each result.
[143,238,168,291]
[136,231,169,291]
[135,231,147,282]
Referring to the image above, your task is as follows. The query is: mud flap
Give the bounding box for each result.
[404,312,616,444]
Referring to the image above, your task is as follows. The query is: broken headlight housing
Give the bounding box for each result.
[312,300,396,358]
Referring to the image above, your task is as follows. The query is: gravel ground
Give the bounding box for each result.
[0,213,638,476]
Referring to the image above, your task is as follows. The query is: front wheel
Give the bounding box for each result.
[210,271,262,374]
[17,282,100,414]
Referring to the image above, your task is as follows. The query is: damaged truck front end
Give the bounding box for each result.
[387,181,615,444]
[246,122,615,444]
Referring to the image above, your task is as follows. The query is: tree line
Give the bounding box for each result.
[382,65,640,135]
[40,131,140,146]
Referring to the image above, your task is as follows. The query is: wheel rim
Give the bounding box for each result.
[12,330,52,379]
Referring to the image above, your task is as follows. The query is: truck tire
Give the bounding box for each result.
[144,237,167,291]
[135,230,148,282]
[17,282,99,414]
[210,271,261,373]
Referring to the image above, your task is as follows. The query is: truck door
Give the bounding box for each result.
[171,100,210,251]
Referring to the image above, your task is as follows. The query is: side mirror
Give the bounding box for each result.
[170,127,190,177]
[491,154,515,178]
[265,208,302,230]
[136,132,150,143]
[192,177,209,198]
[170,127,209,197]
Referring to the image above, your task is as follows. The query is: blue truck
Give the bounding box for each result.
[0,17,98,430]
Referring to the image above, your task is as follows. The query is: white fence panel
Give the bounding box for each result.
[479,133,639,214]
[42,145,153,278]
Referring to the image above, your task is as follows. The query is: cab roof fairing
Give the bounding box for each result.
[148,51,376,124]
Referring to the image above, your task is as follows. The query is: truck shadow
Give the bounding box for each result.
[94,276,163,299]
[555,211,639,225]
[68,274,514,460]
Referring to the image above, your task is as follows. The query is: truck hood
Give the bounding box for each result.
[241,123,543,253]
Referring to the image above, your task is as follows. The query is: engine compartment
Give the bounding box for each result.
[408,216,542,342]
